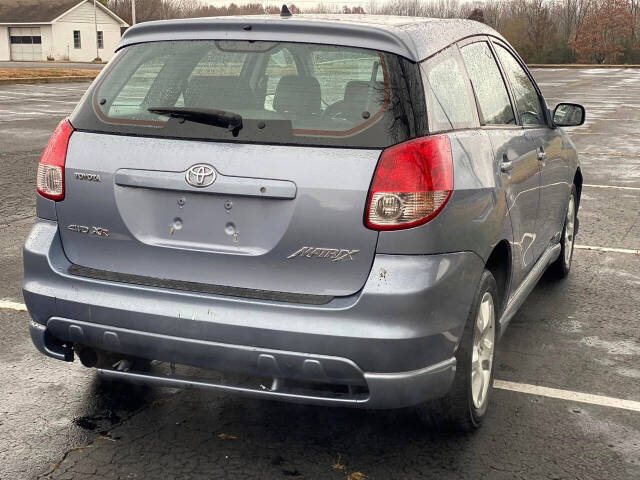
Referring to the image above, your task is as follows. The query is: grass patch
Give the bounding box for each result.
[0,68,99,79]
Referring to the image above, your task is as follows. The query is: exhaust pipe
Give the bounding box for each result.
[76,345,98,368]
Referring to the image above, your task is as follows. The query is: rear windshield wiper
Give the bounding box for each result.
[148,107,243,136]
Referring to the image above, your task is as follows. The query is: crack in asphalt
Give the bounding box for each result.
[38,389,182,479]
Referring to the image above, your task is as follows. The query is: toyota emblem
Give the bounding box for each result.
[185,164,216,188]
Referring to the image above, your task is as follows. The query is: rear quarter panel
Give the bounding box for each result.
[375,130,513,262]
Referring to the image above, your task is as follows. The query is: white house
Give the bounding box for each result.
[0,0,128,62]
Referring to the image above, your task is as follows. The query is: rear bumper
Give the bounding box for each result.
[23,220,484,408]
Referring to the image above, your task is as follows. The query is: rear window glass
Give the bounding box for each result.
[73,40,423,148]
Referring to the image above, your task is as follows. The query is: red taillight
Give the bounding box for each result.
[365,135,453,230]
[37,118,74,201]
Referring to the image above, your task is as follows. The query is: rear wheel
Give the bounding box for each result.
[418,270,498,432]
[549,185,577,278]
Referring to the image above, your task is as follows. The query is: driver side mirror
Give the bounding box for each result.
[553,103,585,127]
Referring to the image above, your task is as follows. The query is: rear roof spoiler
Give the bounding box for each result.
[117,17,419,61]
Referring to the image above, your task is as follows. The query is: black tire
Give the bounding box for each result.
[417,270,498,432]
[548,184,577,279]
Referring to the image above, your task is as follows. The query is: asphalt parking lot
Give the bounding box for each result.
[1,69,639,480]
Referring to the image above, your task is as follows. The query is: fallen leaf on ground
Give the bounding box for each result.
[347,472,367,480]
[217,433,238,440]
[69,445,92,452]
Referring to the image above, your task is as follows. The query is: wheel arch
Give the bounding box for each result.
[573,168,583,209]
[484,240,512,319]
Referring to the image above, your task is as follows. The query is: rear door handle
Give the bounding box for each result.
[537,147,547,161]
[500,154,513,173]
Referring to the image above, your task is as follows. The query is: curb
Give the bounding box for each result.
[528,64,640,69]
[0,76,97,85]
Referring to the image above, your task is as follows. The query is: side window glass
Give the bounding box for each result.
[495,44,545,126]
[460,42,515,126]
[421,46,477,132]
[311,48,384,107]
[263,48,298,111]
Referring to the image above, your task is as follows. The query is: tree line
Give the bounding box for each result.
[107,0,640,64]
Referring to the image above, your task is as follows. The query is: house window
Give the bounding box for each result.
[10,36,40,44]
[73,30,81,49]
[97,31,103,49]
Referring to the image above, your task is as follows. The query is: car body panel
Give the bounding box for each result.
[526,128,571,250]
[486,129,541,286]
[24,220,483,400]
[57,133,381,297]
[23,16,582,409]
[375,129,513,262]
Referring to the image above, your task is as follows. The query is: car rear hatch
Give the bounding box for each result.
[59,39,422,298]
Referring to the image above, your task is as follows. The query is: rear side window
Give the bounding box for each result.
[73,40,423,148]
[421,46,477,132]
[494,44,546,126]
[460,42,515,126]
[312,49,385,105]
[108,55,170,118]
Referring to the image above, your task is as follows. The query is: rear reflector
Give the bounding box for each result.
[365,135,453,230]
[37,118,74,201]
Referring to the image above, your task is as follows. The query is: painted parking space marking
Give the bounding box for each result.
[575,245,640,255]
[580,151,640,158]
[494,380,640,413]
[0,300,27,312]
[584,184,640,191]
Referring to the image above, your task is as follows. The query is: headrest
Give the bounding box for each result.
[273,75,321,115]
[185,76,257,110]
[344,80,385,108]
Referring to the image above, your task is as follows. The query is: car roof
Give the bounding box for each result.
[118,14,505,62]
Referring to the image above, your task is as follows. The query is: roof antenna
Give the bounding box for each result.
[281,4,292,17]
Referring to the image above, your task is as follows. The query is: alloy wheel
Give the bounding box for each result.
[471,292,495,409]
[564,194,576,265]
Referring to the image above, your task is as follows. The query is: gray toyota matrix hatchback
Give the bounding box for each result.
[24,14,585,430]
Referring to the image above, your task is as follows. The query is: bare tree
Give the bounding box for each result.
[572,0,633,62]
[525,0,556,58]
[106,0,640,64]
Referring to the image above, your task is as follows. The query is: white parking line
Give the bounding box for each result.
[575,245,640,255]
[584,184,640,191]
[494,380,640,413]
[0,300,27,312]
[579,151,640,157]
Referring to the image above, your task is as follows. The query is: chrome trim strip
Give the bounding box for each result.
[364,357,456,381]
[115,168,297,199]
